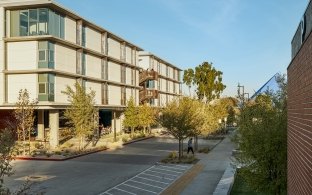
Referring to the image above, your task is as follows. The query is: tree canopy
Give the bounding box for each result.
[62,82,98,150]
[234,74,287,194]
[182,62,226,103]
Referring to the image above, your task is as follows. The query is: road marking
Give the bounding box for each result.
[147,169,178,177]
[128,180,163,189]
[99,163,193,195]
[139,172,174,181]
[114,187,136,195]
[152,167,183,174]
[135,176,170,184]
[158,165,188,171]
[123,183,158,194]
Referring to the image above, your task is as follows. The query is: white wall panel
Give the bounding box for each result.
[138,56,149,70]
[7,41,37,70]
[108,38,120,59]
[55,76,76,103]
[126,67,132,85]
[86,54,101,78]
[125,46,132,64]
[108,85,121,105]
[65,16,76,43]
[8,74,37,103]
[108,61,121,83]
[55,44,76,73]
[86,81,101,104]
[126,88,131,101]
[86,27,101,53]
[161,78,166,92]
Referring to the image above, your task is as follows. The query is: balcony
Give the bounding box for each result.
[139,70,158,85]
[139,89,159,103]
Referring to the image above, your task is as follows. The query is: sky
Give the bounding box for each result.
[57,0,308,97]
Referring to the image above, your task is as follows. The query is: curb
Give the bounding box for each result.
[15,135,155,161]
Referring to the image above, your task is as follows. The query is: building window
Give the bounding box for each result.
[38,83,46,94]
[102,83,108,105]
[38,74,55,101]
[149,98,155,106]
[38,50,46,62]
[38,41,54,68]
[81,52,86,75]
[146,80,155,89]
[82,26,86,47]
[12,8,64,38]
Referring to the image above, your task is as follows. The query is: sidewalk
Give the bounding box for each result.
[161,135,234,195]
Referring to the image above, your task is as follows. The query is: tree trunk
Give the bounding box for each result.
[143,126,146,135]
[131,127,134,138]
[189,86,191,97]
[181,139,184,157]
[195,135,198,152]
[178,139,181,160]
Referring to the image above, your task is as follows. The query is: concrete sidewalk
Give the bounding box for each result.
[162,135,234,195]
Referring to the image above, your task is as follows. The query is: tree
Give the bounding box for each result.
[62,82,98,150]
[14,89,37,155]
[193,62,226,103]
[159,97,197,159]
[183,68,194,96]
[234,74,287,194]
[138,103,156,134]
[123,97,139,138]
[0,129,15,194]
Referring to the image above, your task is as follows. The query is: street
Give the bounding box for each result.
[4,136,218,195]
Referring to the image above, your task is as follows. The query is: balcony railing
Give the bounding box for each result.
[139,70,158,85]
[139,89,159,103]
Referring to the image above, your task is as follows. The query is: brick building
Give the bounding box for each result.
[287,1,312,194]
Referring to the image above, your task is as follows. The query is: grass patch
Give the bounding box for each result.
[231,170,270,195]
[161,151,198,164]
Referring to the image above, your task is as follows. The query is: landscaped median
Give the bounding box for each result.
[14,133,155,161]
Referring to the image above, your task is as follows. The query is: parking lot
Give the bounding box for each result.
[100,163,192,195]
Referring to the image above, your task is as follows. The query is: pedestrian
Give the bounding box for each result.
[187,138,194,155]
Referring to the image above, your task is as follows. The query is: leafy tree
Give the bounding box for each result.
[183,68,194,96]
[193,62,226,103]
[123,97,139,137]
[0,129,15,194]
[14,89,37,155]
[159,97,197,159]
[138,103,156,134]
[234,74,287,194]
[62,82,98,150]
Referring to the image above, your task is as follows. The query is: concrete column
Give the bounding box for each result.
[113,111,116,142]
[49,110,59,148]
[37,110,44,140]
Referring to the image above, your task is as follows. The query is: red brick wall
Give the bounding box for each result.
[287,32,312,195]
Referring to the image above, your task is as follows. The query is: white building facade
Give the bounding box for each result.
[138,52,182,107]
[0,0,183,147]
[0,0,143,147]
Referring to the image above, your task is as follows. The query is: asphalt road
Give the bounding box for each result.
[4,136,216,195]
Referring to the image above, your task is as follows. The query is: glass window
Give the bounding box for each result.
[81,53,86,75]
[38,83,46,94]
[60,15,65,39]
[38,9,48,35]
[29,9,38,35]
[49,50,54,62]
[20,10,29,36]
[39,50,46,61]
[82,26,86,47]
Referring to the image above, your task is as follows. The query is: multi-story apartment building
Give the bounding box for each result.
[0,0,143,147]
[138,52,182,107]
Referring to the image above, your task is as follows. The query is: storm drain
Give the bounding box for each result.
[99,163,192,195]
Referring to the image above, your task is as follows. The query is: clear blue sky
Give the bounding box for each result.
[57,0,308,97]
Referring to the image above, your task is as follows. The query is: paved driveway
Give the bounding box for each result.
[4,137,217,195]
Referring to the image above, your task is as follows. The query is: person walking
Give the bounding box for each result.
[187,138,194,155]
